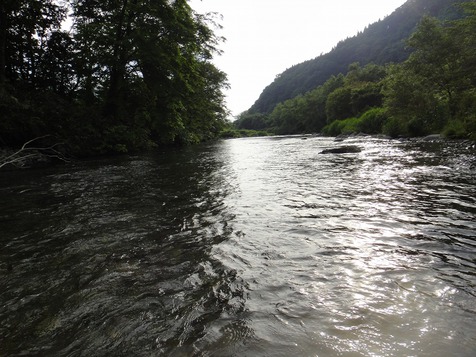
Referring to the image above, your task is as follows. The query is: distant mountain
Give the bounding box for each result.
[248,0,468,115]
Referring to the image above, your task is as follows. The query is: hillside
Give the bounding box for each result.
[247,0,468,115]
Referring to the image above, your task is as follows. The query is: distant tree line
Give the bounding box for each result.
[236,3,476,140]
[0,0,229,156]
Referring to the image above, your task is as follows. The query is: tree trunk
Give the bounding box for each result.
[104,0,132,120]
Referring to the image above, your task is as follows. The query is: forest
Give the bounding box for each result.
[236,2,476,140]
[0,0,229,159]
[247,0,469,116]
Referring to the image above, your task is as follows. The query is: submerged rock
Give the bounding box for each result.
[320,145,362,154]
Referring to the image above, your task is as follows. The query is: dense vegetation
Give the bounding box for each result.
[236,1,475,140]
[0,0,229,157]
[247,0,468,116]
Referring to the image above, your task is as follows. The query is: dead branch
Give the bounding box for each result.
[0,136,70,169]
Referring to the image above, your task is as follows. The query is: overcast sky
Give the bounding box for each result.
[188,0,408,118]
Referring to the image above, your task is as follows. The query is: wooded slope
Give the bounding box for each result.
[248,0,467,115]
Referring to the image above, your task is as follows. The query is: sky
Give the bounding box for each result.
[188,0,408,119]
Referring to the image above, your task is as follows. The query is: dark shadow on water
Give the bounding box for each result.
[0,142,251,356]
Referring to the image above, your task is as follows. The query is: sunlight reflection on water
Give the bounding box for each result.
[1,136,475,356]
[216,136,476,356]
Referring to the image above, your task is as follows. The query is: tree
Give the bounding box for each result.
[406,16,464,119]
[0,0,228,154]
[38,31,76,95]
[0,0,66,85]
[0,1,69,147]
[68,0,228,149]
[384,8,476,137]
[383,64,444,136]
[326,87,352,123]
[235,112,269,131]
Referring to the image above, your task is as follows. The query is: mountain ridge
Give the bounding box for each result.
[247,0,468,115]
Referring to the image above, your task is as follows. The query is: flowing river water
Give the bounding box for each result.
[1,136,476,356]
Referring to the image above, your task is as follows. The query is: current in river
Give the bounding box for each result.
[1,136,476,356]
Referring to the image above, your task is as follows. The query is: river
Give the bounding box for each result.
[1,136,475,356]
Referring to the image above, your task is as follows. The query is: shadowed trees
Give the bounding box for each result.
[0,0,229,155]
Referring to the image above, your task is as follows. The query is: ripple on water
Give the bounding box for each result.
[1,137,475,356]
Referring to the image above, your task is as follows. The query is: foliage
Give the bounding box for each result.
[219,129,271,139]
[248,0,469,115]
[245,0,475,140]
[326,87,353,123]
[443,117,476,141]
[322,119,347,137]
[382,117,406,138]
[356,107,389,134]
[264,63,386,135]
[0,0,229,155]
[234,112,270,131]
[383,5,476,138]
[382,63,448,136]
[322,108,389,136]
[262,74,343,134]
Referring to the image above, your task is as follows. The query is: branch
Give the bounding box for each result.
[0,136,69,169]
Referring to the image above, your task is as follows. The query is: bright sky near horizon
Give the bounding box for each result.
[188,0,408,118]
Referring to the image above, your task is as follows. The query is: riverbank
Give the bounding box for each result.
[2,132,474,171]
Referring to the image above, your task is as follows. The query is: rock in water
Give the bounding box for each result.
[320,145,361,154]
[422,134,442,141]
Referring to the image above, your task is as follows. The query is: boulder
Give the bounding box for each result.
[320,145,362,154]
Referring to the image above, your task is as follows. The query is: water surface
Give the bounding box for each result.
[1,136,475,356]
